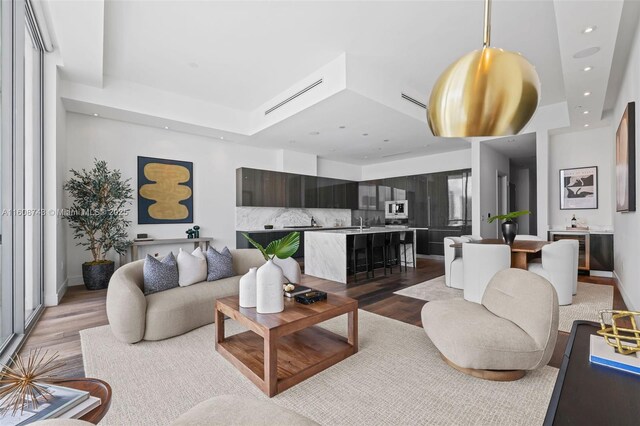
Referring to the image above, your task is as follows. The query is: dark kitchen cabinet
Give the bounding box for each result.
[358,182,377,210]
[385,177,407,201]
[262,170,286,207]
[285,173,302,208]
[333,180,346,209]
[317,177,334,209]
[237,168,264,207]
[589,233,614,271]
[345,181,359,210]
[303,175,318,208]
[416,229,429,255]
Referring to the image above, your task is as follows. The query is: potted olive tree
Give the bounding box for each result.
[63,160,133,290]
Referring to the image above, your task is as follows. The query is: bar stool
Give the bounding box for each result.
[370,233,387,278]
[350,234,369,282]
[399,231,414,272]
[386,232,402,274]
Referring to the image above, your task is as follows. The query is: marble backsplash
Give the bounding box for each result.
[236,207,352,231]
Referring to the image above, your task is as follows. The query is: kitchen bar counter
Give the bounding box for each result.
[305,228,417,283]
[236,226,361,233]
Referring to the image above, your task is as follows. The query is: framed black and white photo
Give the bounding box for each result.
[560,166,598,210]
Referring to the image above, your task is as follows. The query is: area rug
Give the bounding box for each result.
[394,276,613,332]
[81,311,557,426]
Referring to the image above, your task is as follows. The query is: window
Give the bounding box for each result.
[0,0,46,361]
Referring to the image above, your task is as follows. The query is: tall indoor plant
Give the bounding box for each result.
[488,210,530,245]
[63,160,133,290]
[241,232,300,313]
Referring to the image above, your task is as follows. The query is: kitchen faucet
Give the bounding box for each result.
[311,216,317,227]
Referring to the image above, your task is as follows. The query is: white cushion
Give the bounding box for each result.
[177,247,207,287]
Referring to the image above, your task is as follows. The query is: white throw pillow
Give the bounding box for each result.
[177,247,208,287]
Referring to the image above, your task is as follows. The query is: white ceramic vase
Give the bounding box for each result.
[256,259,284,314]
[273,256,301,284]
[239,267,257,308]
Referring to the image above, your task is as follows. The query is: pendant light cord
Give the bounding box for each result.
[483,0,491,47]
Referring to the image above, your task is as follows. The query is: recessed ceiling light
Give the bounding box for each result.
[339,125,346,129]
[378,147,382,151]
[583,110,590,115]
[363,156,368,159]
[583,66,593,72]
[309,131,320,135]
[289,140,296,144]
[583,91,591,97]
[220,136,224,140]
[584,124,590,127]
[93,113,99,117]
[164,126,169,130]
[573,46,600,59]
[362,133,368,136]
[582,26,596,34]
[383,139,390,142]
[188,62,199,68]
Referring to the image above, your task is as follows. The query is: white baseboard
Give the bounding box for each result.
[613,270,636,311]
[45,278,68,306]
[67,275,84,286]
[590,270,614,278]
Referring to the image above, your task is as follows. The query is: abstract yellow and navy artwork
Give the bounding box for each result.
[138,156,193,224]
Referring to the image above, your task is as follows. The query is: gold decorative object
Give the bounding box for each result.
[0,349,63,416]
[597,310,640,355]
[427,0,540,137]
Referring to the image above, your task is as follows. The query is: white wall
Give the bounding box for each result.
[43,55,68,306]
[548,126,613,229]
[512,168,530,234]
[64,113,281,285]
[360,149,471,180]
[317,158,362,181]
[611,19,640,310]
[276,150,318,176]
[476,143,510,238]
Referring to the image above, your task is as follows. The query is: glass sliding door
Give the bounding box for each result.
[0,0,45,362]
[24,21,43,325]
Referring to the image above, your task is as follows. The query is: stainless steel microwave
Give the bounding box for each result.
[385,200,408,219]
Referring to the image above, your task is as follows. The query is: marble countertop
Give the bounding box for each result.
[237,226,362,233]
[311,227,417,235]
[548,227,613,234]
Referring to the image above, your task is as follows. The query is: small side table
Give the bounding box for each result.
[56,378,112,424]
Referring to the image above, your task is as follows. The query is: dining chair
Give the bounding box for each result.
[444,236,467,289]
[527,240,578,305]
[462,243,511,303]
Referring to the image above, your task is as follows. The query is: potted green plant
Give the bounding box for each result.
[488,210,531,245]
[63,160,133,290]
[241,232,300,313]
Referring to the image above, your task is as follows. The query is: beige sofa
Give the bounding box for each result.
[107,249,265,343]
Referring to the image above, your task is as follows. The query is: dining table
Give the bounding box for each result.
[449,238,550,269]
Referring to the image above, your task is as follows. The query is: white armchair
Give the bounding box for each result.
[515,235,544,241]
[463,243,511,303]
[462,235,483,242]
[527,240,578,305]
[444,237,467,289]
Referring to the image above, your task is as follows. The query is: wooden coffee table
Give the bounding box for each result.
[215,294,358,397]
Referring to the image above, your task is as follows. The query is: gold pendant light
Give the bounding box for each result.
[427,0,540,137]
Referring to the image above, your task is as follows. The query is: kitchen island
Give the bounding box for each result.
[305,228,417,284]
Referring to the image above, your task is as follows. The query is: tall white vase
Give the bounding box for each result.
[239,267,257,308]
[257,259,284,314]
[273,257,302,284]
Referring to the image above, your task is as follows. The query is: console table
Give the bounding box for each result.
[123,237,213,263]
[544,320,640,425]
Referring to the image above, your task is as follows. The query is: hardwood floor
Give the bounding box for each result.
[19,258,624,378]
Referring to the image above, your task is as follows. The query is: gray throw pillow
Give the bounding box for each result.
[206,246,234,281]
[143,252,179,295]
